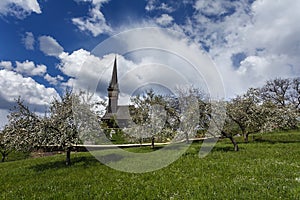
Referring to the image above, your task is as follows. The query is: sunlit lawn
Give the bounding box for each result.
[0,131,300,199]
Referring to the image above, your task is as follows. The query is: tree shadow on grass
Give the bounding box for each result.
[29,155,101,172]
[152,146,164,151]
[212,146,235,152]
[162,143,191,151]
[253,138,300,144]
[125,146,164,153]
[211,145,244,152]
[98,153,124,163]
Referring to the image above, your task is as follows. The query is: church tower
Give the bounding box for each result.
[102,56,131,128]
[107,56,119,114]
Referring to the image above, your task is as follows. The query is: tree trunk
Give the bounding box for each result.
[185,133,190,144]
[221,131,239,151]
[229,136,239,151]
[1,154,5,162]
[66,147,71,166]
[151,136,155,149]
[1,151,8,162]
[244,133,249,143]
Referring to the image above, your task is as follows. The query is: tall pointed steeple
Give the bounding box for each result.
[107,56,119,113]
[102,56,131,128]
[108,56,119,90]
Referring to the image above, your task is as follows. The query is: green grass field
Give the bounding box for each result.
[1,131,300,199]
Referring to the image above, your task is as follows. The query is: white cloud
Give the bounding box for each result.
[23,32,35,50]
[61,52,142,104]
[0,70,59,107]
[243,0,300,57]
[0,0,41,19]
[56,48,116,109]
[15,60,47,76]
[159,3,174,12]
[145,0,156,11]
[194,0,234,16]
[184,0,300,97]
[44,74,64,85]
[39,36,64,57]
[58,49,99,78]
[59,51,122,95]
[1,60,48,77]
[72,0,112,36]
[0,109,9,130]
[63,28,224,107]
[0,61,13,70]
[145,0,174,12]
[155,14,174,26]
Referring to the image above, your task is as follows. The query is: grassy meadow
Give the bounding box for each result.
[0,131,300,199]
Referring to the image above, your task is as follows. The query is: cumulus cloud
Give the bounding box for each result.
[72,0,112,36]
[145,0,174,12]
[0,60,47,77]
[35,35,117,95]
[15,60,47,76]
[55,48,114,109]
[0,61,13,70]
[0,0,41,19]
[0,69,59,126]
[61,28,224,107]
[242,0,300,57]
[58,49,98,78]
[44,74,64,85]
[194,0,236,17]
[39,36,64,57]
[183,0,300,97]
[58,50,121,94]
[155,14,174,26]
[60,52,142,105]
[0,109,9,130]
[23,32,35,50]
[145,0,156,11]
[0,70,59,109]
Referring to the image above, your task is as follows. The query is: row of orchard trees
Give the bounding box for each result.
[129,77,300,151]
[226,77,300,144]
[0,90,100,165]
[0,77,299,163]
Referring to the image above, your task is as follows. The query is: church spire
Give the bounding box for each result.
[107,56,119,114]
[109,56,118,90]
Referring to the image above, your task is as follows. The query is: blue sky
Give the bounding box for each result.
[1,0,300,127]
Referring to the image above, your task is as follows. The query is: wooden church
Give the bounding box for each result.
[101,57,132,128]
